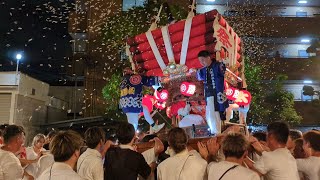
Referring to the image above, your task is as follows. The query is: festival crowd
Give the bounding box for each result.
[0,121,319,180]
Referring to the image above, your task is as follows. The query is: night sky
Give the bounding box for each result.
[0,0,74,82]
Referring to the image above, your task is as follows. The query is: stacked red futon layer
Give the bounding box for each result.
[127,10,217,76]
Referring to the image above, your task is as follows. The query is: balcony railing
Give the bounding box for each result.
[223,11,320,18]
[265,55,312,59]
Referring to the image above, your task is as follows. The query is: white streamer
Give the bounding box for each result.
[180,18,193,65]
[161,26,175,63]
[146,31,166,70]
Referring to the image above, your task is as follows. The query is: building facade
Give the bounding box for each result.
[0,72,84,144]
[68,0,320,120]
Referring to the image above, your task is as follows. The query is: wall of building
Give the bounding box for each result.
[0,72,84,144]
[49,86,84,113]
[18,73,50,102]
[0,72,17,85]
[196,4,320,17]
[0,72,18,124]
[196,5,227,14]
[276,6,320,17]
[265,44,312,57]
[283,81,320,101]
[14,95,47,145]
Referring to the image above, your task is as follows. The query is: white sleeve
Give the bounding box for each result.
[253,152,270,175]
[35,154,54,178]
[157,165,162,180]
[4,157,24,180]
[92,161,104,180]
[296,159,308,173]
[250,173,261,180]
[26,147,35,159]
[142,147,156,164]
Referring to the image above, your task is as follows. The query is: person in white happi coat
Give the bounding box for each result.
[37,130,85,180]
[157,127,207,180]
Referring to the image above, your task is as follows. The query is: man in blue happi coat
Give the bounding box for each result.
[119,67,165,133]
[196,50,229,134]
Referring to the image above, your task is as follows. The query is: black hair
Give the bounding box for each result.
[289,129,302,141]
[85,127,106,149]
[197,50,211,58]
[303,131,320,151]
[3,125,25,144]
[222,133,249,159]
[267,121,289,144]
[50,130,83,162]
[168,128,188,154]
[116,123,135,144]
[252,131,267,142]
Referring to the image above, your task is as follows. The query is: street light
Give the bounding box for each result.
[15,53,22,85]
[16,53,22,61]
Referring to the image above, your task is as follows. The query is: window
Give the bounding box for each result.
[32,88,36,95]
[70,33,87,53]
[280,50,289,58]
[122,0,145,11]
[119,48,128,61]
[296,11,308,17]
[298,50,309,58]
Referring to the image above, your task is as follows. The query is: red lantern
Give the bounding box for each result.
[234,90,252,106]
[154,89,169,102]
[180,82,196,96]
[226,87,240,101]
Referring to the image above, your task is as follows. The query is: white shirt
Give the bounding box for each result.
[35,153,54,178]
[157,149,207,180]
[141,147,156,165]
[296,156,320,180]
[77,148,103,180]
[37,162,84,180]
[25,147,45,178]
[208,161,260,180]
[0,148,24,180]
[253,148,300,180]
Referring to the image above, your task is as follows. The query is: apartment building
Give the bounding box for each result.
[68,0,320,117]
[68,0,189,116]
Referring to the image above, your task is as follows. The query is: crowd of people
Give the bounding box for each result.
[0,121,319,180]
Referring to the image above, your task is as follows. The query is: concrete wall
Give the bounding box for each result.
[18,73,50,102]
[0,72,49,125]
[47,106,68,123]
[0,72,84,144]
[0,72,17,85]
[14,95,47,145]
[49,86,84,113]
